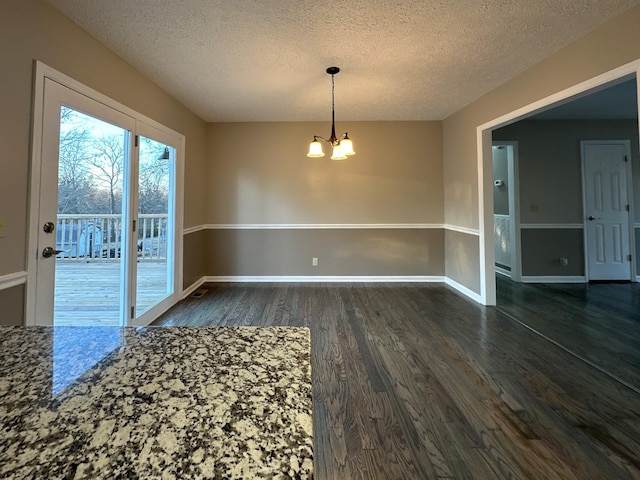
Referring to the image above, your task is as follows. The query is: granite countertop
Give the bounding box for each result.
[0,326,313,479]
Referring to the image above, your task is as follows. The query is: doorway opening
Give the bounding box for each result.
[492,141,521,282]
[478,63,640,305]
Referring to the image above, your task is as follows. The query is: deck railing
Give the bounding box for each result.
[56,214,168,261]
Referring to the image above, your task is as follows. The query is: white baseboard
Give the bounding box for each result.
[181,277,207,299]
[521,275,586,283]
[202,275,445,283]
[495,267,511,278]
[181,275,493,305]
[0,271,28,291]
[444,277,483,303]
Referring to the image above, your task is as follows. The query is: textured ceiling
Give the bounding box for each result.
[46,0,640,122]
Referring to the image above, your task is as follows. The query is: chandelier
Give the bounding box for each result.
[307,67,355,160]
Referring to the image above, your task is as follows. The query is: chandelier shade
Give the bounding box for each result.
[307,137,325,157]
[307,67,355,160]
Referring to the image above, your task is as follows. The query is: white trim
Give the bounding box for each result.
[0,271,28,290]
[182,275,500,303]
[444,224,481,236]
[478,128,495,305]
[183,223,488,234]
[202,275,445,283]
[189,223,445,230]
[521,276,586,283]
[183,225,204,235]
[477,58,640,307]
[520,223,584,229]
[477,62,640,133]
[494,266,511,278]
[182,277,207,299]
[445,277,483,303]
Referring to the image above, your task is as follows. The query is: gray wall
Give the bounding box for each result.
[206,229,444,277]
[494,119,640,277]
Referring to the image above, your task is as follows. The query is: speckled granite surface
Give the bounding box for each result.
[0,326,313,479]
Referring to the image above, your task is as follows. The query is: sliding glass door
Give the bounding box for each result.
[134,133,176,325]
[31,71,182,327]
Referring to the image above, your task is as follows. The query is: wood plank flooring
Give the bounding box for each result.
[154,282,640,479]
[496,276,640,391]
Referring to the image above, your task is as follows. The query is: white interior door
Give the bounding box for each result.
[582,140,632,281]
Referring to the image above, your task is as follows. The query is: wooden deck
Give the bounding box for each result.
[54,261,169,326]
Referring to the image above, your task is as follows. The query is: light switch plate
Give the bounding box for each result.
[0,214,5,238]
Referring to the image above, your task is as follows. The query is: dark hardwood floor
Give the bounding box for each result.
[154,282,640,479]
[496,276,640,391]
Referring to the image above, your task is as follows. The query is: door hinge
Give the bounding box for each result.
[130,306,135,319]
[626,204,630,211]
[132,219,137,232]
[135,135,139,147]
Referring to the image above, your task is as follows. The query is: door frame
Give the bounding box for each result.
[580,139,636,281]
[476,61,640,305]
[26,61,185,326]
[492,141,521,281]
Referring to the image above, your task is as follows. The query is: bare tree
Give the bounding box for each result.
[58,107,95,214]
[87,135,125,215]
[138,138,170,215]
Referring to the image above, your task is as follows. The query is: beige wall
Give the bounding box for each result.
[203,121,443,277]
[0,0,207,319]
[443,5,640,293]
[0,286,25,326]
[207,121,443,224]
[183,230,207,288]
[444,230,480,293]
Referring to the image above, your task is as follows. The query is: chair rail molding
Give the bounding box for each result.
[0,271,28,291]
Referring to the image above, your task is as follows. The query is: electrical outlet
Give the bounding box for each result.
[0,215,5,238]
[312,257,318,267]
[560,257,568,267]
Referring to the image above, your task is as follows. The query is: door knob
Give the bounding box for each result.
[588,216,595,221]
[43,222,55,234]
[42,246,64,258]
